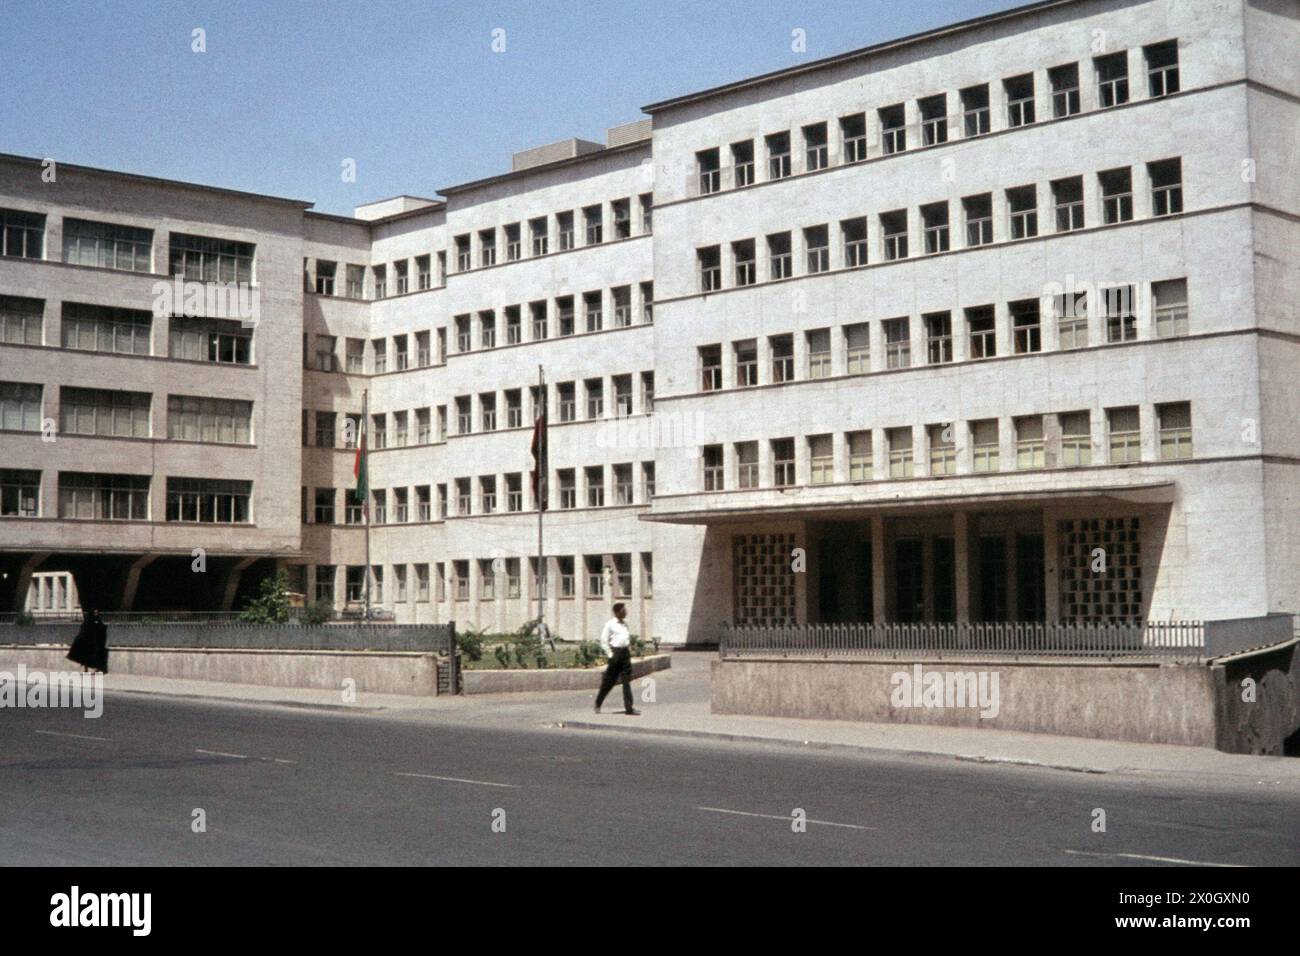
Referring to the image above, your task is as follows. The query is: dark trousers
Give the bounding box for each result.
[596,647,634,712]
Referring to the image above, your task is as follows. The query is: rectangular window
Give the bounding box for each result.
[1104,285,1137,342]
[845,323,870,374]
[733,239,756,286]
[1055,290,1088,349]
[697,149,721,195]
[767,232,792,279]
[698,245,721,292]
[1007,185,1038,239]
[772,438,795,487]
[1100,167,1134,224]
[1095,51,1130,108]
[0,469,40,517]
[394,259,409,294]
[693,344,722,392]
[703,445,724,491]
[1015,416,1045,469]
[807,328,831,378]
[924,312,953,364]
[480,476,496,514]
[505,223,521,261]
[1153,278,1189,337]
[583,291,602,333]
[1052,176,1085,232]
[1158,402,1192,460]
[881,210,907,260]
[804,225,829,273]
[731,141,754,187]
[0,381,43,432]
[737,442,759,489]
[967,305,996,359]
[169,314,250,364]
[584,205,603,245]
[842,217,868,267]
[640,193,653,234]
[416,255,431,291]
[0,295,43,345]
[59,472,150,520]
[64,303,153,356]
[735,340,758,386]
[879,104,906,154]
[165,477,251,523]
[1005,73,1035,127]
[478,230,496,268]
[1108,407,1141,463]
[848,431,872,481]
[61,386,150,439]
[929,423,956,476]
[1149,158,1183,216]
[1011,299,1041,353]
[372,264,387,298]
[971,420,999,473]
[963,193,993,246]
[455,235,471,271]
[557,211,575,251]
[315,566,335,604]
[169,232,254,284]
[884,318,910,369]
[611,287,632,328]
[919,94,947,146]
[63,218,152,272]
[585,466,605,508]
[1,209,45,259]
[809,434,833,484]
[803,122,828,171]
[166,394,252,444]
[769,334,794,383]
[888,428,914,478]
[558,383,576,423]
[585,378,604,419]
[1060,411,1092,466]
[641,282,654,324]
[1049,63,1080,117]
[346,264,364,298]
[961,85,990,136]
[480,393,497,431]
[841,113,867,163]
[1146,40,1180,97]
[766,131,791,179]
[922,202,949,255]
[530,301,548,340]
[415,564,430,602]
[530,217,548,256]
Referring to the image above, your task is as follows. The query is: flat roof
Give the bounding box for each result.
[437,139,650,198]
[0,152,315,209]
[641,0,1077,114]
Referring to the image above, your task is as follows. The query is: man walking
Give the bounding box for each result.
[594,602,640,715]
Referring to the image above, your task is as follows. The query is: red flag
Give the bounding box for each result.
[530,403,547,511]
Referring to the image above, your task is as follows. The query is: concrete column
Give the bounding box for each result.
[756,336,772,387]
[953,309,970,363]
[871,514,887,624]
[830,323,847,375]
[993,301,1011,359]
[791,331,809,381]
[795,435,811,486]
[872,428,889,480]
[833,432,848,484]
[990,189,1008,246]
[121,554,158,610]
[1079,55,1099,113]
[1033,67,1052,126]
[1082,170,1101,232]
[954,512,971,623]
[869,318,885,373]
[998,416,1016,472]
[759,439,775,488]
[1132,161,1153,220]
[1139,402,1158,462]
[1043,508,1060,624]
[220,556,257,612]
[1043,412,1063,469]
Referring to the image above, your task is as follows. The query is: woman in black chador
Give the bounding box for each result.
[67,608,108,674]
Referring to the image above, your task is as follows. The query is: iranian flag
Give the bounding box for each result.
[530,400,547,511]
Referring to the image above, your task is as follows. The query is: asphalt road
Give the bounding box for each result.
[2,692,1297,866]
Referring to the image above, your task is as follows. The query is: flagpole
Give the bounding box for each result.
[535,365,545,637]
[362,388,371,622]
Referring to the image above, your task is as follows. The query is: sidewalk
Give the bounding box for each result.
[96,652,1300,784]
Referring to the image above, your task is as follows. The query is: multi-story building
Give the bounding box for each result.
[1,0,1296,644]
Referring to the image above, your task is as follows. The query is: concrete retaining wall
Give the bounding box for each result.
[0,645,441,697]
[712,657,1221,747]
[0,622,453,652]
[464,655,671,694]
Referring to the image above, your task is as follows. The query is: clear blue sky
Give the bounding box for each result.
[1,0,1022,216]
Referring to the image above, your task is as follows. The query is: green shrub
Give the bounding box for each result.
[238,569,292,624]
[455,627,485,662]
[493,644,512,669]
[575,641,607,667]
[301,601,333,625]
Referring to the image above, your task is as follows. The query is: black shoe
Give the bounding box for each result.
[624,709,641,716]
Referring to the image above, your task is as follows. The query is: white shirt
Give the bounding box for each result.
[600,618,630,654]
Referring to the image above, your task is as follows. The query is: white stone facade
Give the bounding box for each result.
[1,0,1296,644]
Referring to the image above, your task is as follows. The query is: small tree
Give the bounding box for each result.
[239,569,292,624]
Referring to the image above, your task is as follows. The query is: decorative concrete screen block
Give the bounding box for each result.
[1058,517,1142,622]
[733,532,796,625]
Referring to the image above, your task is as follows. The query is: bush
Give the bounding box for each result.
[455,627,486,662]
[239,570,292,624]
[575,641,607,667]
[493,644,512,669]
[301,601,334,625]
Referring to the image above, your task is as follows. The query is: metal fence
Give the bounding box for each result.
[719,620,1206,661]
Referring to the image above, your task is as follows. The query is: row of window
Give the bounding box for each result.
[0,470,252,522]
[697,158,1183,292]
[1,383,254,443]
[696,278,1188,392]
[453,194,653,273]
[454,372,654,435]
[0,296,255,363]
[452,282,654,353]
[310,552,654,606]
[1,209,255,283]
[699,403,1193,492]
[692,40,1179,197]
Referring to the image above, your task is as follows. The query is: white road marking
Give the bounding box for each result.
[195,748,248,760]
[396,772,520,789]
[696,806,877,831]
[35,730,111,742]
[1062,848,1242,867]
